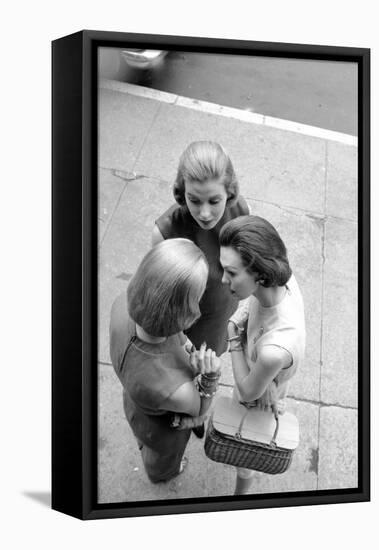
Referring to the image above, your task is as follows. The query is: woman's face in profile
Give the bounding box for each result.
[220,246,259,300]
[184,178,228,230]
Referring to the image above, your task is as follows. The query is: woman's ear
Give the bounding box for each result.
[226,190,238,206]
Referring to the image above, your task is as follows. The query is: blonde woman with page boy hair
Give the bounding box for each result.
[110,239,222,483]
[152,141,250,356]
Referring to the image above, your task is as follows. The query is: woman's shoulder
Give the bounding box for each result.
[155,203,192,238]
[258,343,293,371]
[256,277,306,362]
[226,195,250,218]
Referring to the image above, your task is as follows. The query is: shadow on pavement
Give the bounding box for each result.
[22,491,51,508]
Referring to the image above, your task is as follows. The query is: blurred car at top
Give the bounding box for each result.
[121,49,167,69]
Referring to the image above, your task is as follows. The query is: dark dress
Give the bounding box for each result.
[110,292,195,483]
[156,197,249,355]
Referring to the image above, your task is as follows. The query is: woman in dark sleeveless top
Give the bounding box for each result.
[153,141,250,356]
[110,239,222,483]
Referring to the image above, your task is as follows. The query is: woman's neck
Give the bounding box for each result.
[254,285,287,308]
[135,324,167,344]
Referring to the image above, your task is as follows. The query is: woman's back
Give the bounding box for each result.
[110,292,195,416]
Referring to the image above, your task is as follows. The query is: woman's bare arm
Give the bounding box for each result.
[231,345,289,402]
[160,344,221,418]
[161,381,202,417]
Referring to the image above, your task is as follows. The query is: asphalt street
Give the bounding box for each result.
[100,48,358,135]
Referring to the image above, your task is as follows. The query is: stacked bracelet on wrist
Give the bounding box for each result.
[227,334,244,353]
[196,371,220,398]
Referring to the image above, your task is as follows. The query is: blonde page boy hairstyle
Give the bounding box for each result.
[127,239,209,337]
[219,215,292,287]
[173,141,240,206]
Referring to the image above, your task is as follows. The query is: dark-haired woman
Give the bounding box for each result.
[110,238,221,483]
[219,215,306,494]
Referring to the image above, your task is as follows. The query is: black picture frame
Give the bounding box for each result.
[52,30,370,520]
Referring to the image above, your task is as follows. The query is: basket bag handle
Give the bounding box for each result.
[235,404,280,447]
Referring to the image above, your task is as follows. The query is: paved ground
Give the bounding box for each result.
[97,79,358,503]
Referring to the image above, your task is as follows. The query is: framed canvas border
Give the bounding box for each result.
[52,30,370,520]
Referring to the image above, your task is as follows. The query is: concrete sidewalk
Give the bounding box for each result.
[97,79,358,503]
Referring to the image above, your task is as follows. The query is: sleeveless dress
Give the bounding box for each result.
[109,292,196,483]
[155,197,249,355]
[232,274,306,402]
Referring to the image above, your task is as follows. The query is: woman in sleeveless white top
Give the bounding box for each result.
[219,215,306,495]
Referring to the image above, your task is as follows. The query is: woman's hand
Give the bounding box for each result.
[228,300,249,336]
[175,415,207,430]
[190,342,221,376]
[255,381,279,413]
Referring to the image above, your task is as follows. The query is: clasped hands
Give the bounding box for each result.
[172,342,222,431]
[185,341,221,377]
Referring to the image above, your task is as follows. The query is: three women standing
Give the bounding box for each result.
[110,140,305,491]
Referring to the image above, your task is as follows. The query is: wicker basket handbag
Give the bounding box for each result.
[204,396,299,474]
